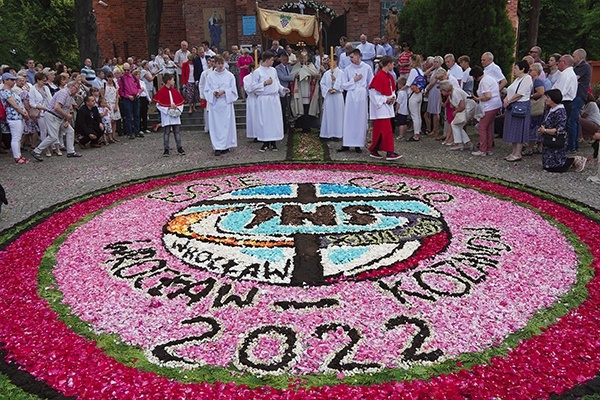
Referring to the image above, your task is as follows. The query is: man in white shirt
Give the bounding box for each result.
[338,43,353,70]
[481,52,507,90]
[357,34,376,71]
[458,55,473,97]
[202,41,216,57]
[444,54,463,87]
[552,54,578,147]
[173,41,190,90]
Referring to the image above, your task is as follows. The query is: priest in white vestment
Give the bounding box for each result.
[338,49,374,153]
[319,56,344,140]
[253,52,290,152]
[204,56,238,156]
[243,64,258,140]
[290,53,320,132]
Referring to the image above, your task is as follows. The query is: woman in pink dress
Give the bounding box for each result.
[237,48,254,100]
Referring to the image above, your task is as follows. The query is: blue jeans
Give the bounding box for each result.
[122,97,140,136]
[567,96,584,152]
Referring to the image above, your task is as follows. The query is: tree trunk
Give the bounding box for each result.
[527,0,541,50]
[74,0,101,67]
[146,0,163,57]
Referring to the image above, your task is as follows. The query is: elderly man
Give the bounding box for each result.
[357,34,376,71]
[529,46,545,66]
[552,54,577,123]
[269,40,286,66]
[567,49,592,153]
[38,80,82,158]
[481,52,507,90]
[75,95,104,148]
[444,54,463,87]
[173,41,190,89]
[118,62,143,139]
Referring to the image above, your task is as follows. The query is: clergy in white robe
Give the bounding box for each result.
[253,52,290,150]
[243,66,259,139]
[199,58,214,133]
[290,54,320,130]
[339,49,374,151]
[319,62,344,140]
[204,57,238,155]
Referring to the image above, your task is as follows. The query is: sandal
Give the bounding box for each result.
[407,136,420,142]
[15,156,29,164]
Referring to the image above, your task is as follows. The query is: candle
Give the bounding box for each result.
[330,46,334,70]
[254,49,258,68]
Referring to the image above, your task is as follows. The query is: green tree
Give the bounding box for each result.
[517,0,600,59]
[399,0,515,75]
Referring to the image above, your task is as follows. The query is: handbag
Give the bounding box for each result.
[530,96,545,117]
[167,90,182,117]
[543,133,566,148]
[509,78,527,118]
[28,107,40,119]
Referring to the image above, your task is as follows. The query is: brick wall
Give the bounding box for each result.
[95,0,519,62]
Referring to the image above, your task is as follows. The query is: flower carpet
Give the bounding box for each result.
[1,161,599,399]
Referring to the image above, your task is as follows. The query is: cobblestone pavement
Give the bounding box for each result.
[0,126,598,232]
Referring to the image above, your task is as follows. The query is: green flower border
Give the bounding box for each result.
[30,164,595,390]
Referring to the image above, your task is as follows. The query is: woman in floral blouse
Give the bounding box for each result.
[538,89,586,173]
[0,72,29,164]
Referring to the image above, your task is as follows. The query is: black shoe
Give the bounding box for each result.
[337,146,349,152]
[30,150,43,162]
[270,144,278,152]
[163,150,169,157]
[177,147,185,156]
[221,149,230,154]
[136,133,145,138]
[259,143,269,152]
[67,152,82,158]
[214,150,222,156]
[355,147,362,153]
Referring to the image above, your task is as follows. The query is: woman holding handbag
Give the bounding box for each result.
[538,89,586,172]
[502,60,533,162]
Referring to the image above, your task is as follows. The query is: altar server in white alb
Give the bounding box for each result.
[338,48,373,153]
[199,56,214,134]
[243,63,258,140]
[319,55,344,140]
[253,52,290,152]
[204,56,238,156]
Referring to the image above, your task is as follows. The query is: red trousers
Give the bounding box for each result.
[369,118,394,153]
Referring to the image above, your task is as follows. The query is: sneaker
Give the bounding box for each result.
[355,147,362,153]
[136,133,145,138]
[67,152,82,158]
[369,151,383,159]
[177,147,185,156]
[30,150,44,162]
[471,151,487,157]
[486,151,494,156]
[270,144,278,152]
[386,152,403,160]
[214,150,222,156]
[163,150,170,157]
[259,143,269,152]
[145,130,151,134]
[575,156,587,172]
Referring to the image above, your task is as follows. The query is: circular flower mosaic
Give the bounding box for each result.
[1,163,599,399]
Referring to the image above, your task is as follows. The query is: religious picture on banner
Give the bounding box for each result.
[381,2,403,40]
[204,8,226,52]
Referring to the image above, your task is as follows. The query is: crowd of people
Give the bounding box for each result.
[1,36,599,175]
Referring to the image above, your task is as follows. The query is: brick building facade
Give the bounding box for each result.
[95,0,519,60]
